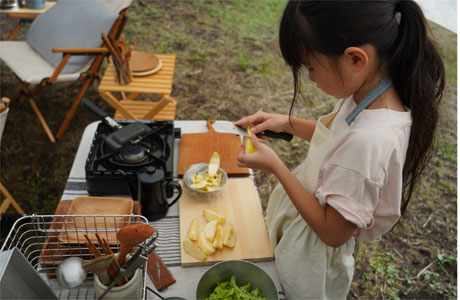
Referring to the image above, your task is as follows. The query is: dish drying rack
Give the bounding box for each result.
[1,214,150,299]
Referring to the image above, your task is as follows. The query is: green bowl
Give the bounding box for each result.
[196,260,279,300]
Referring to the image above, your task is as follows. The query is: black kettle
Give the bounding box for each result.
[124,166,182,221]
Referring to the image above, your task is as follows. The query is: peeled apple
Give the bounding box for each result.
[244,125,256,154]
[208,152,220,176]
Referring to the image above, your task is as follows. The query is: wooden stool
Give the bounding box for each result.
[99,53,177,121]
[103,93,177,121]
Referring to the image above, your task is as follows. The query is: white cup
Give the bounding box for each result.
[94,267,143,300]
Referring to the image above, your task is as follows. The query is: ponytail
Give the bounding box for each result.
[389,0,445,215]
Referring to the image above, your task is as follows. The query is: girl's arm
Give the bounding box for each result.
[234,112,317,142]
[284,117,317,141]
[272,157,356,247]
[237,136,356,247]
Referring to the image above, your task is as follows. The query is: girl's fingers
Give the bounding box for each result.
[237,145,248,167]
[237,144,245,157]
[233,118,246,126]
[250,135,260,148]
[235,112,267,127]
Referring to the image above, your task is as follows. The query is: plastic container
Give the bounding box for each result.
[183,163,228,201]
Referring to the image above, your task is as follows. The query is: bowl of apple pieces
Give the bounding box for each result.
[183,152,228,201]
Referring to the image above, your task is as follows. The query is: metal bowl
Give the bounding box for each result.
[183,163,228,202]
[196,260,279,300]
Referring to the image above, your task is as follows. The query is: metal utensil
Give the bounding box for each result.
[98,237,157,300]
[212,121,293,142]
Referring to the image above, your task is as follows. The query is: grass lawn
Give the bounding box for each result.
[0,1,456,298]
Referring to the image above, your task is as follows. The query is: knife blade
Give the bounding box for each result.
[212,121,293,142]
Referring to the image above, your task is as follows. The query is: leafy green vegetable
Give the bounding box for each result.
[206,275,267,300]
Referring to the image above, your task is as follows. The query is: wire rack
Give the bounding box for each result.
[1,214,150,299]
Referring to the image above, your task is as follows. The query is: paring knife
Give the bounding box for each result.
[212,121,293,142]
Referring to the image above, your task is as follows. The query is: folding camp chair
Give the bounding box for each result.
[0,0,132,143]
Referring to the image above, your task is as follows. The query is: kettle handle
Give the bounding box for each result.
[166,181,182,208]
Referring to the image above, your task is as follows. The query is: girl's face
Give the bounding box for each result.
[303,53,355,98]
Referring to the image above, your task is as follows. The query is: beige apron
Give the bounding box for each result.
[266,100,356,300]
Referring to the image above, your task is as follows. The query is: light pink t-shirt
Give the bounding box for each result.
[314,96,412,242]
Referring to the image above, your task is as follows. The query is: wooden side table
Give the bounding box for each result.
[0,2,55,40]
[98,53,177,121]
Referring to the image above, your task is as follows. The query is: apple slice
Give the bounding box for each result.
[223,222,237,248]
[212,224,224,250]
[204,220,218,241]
[203,208,226,225]
[199,232,216,256]
[187,218,198,241]
[208,152,220,176]
[183,239,207,261]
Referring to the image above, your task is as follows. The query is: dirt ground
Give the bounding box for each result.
[0,1,456,299]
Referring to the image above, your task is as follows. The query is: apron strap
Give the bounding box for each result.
[345,76,393,125]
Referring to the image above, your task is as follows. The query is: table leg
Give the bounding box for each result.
[128,92,139,101]
[143,95,171,119]
[0,183,25,216]
[7,23,22,41]
[101,91,138,119]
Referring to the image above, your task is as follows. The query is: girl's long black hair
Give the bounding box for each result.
[279,0,445,216]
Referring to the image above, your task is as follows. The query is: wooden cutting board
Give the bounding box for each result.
[179,177,274,266]
[177,120,249,177]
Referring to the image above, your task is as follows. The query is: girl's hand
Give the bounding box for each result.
[234,111,289,136]
[237,135,283,173]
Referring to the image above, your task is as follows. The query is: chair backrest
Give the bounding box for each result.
[24,0,132,74]
[96,0,133,14]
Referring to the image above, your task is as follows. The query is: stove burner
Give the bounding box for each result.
[85,120,180,198]
[119,145,147,164]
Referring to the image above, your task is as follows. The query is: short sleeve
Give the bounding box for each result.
[314,132,406,241]
[315,164,380,229]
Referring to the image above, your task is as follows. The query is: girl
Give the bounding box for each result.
[235,1,445,299]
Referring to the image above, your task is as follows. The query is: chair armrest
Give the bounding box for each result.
[47,47,108,82]
[52,47,109,55]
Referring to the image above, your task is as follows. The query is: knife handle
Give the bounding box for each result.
[147,252,176,291]
[82,98,108,119]
[260,130,293,142]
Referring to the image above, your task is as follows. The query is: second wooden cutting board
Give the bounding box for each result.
[179,177,274,266]
[177,120,249,177]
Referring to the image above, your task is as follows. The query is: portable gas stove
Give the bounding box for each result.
[85,120,180,198]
